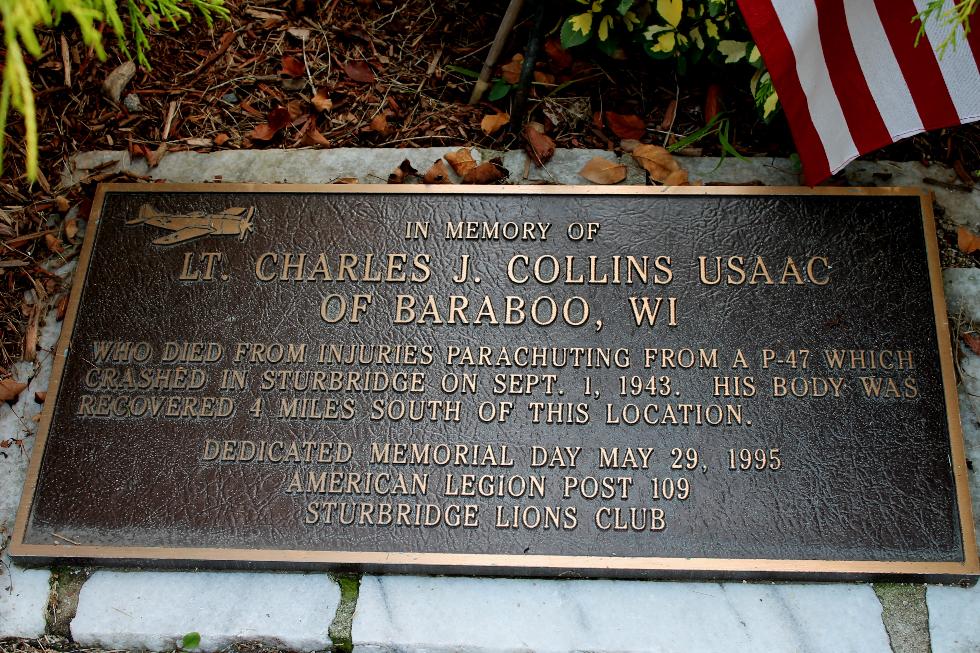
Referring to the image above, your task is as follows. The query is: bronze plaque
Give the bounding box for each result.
[11,184,978,582]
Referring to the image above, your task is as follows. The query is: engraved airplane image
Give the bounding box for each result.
[127,203,255,246]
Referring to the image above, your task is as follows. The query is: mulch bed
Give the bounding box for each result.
[0,0,978,371]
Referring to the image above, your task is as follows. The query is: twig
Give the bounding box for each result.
[51,532,82,545]
[663,76,680,147]
[184,30,236,80]
[60,35,71,87]
[469,0,524,104]
[509,0,546,128]
[162,101,179,141]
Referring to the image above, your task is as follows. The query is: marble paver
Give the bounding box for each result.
[0,557,50,638]
[352,575,892,653]
[927,583,980,653]
[944,268,980,323]
[0,291,66,637]
[71,570,340,652]
[846,160,980,229]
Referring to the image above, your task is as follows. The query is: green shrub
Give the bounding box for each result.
[558,0,778,122]
[1,0,229,182]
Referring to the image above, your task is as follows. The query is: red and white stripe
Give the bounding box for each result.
[738,0,980,184]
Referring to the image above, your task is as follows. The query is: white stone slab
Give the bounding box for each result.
[66,149,798,188]
[63,151,979,231]
[352,576,891,653]
[501,149,647,185]
[64,148,487,187]
[960,390,980,552]
[71,570,340,652]
[0,552,51,638]
[942,270,980,552]
[846,161,980,229]
[945,268,980,324]
[927,583,980,653]
[0,304,64,528]
[685,155,800,185]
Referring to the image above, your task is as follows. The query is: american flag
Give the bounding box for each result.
[737,0,980,184]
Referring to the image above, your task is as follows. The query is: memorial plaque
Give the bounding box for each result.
[11,184,978,582]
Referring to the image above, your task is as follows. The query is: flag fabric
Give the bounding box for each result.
[737,0,980,185]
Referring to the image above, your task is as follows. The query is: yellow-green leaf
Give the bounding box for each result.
[598,15,614,41]
[652,30,676,53]
[657,0,683,27]
[570,11,594,36]
[624,10,641,30]
[749,44,762,64]
[690,26,704,49]
[762,91,779,119]
[750,68,764,95]
[705,19,719,39]
[717,39,748,63]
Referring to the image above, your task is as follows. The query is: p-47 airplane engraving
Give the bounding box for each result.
[128,204,255,246]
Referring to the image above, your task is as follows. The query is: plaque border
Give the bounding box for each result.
[10,183,978,582]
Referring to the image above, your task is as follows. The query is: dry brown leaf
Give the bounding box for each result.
[953,160,974,186]
[281,55,305,78]
[533,71,555,85]
[250,123,278,141]
[34,391,46,403]
[23,306,37,362]
[0,378,27,402]
[312,88,333,112]
[65,218,79,240]
[45,233,63,254]
[704,84,721,124]
[462,158,508,184]
[301,122,329,146]
[287,27,311,40]
[544,39,572,69]
[369,114,389,135]
[268,107,291,131]
[958,226,980,254]
[606,112,646,140]
[332,177,360,184]
[214,133,230,146]
[128,141,149,161]
[388,159,419,184]
[345,60,376,83]
[286,99,307,122]
[56,295,68,321]
[423,160,453,184]
[579,157,627,185]
[631,144,680,182]
[54,195,70,213]
[659,99,678,131]
[524,124,555,167]
[501,54,524,84]
[963,332,980,356]
[663,169,689,186]
[481,112,510,136]
[619,139,641,153]
[444,148,477,176]
[146,143,168,167]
